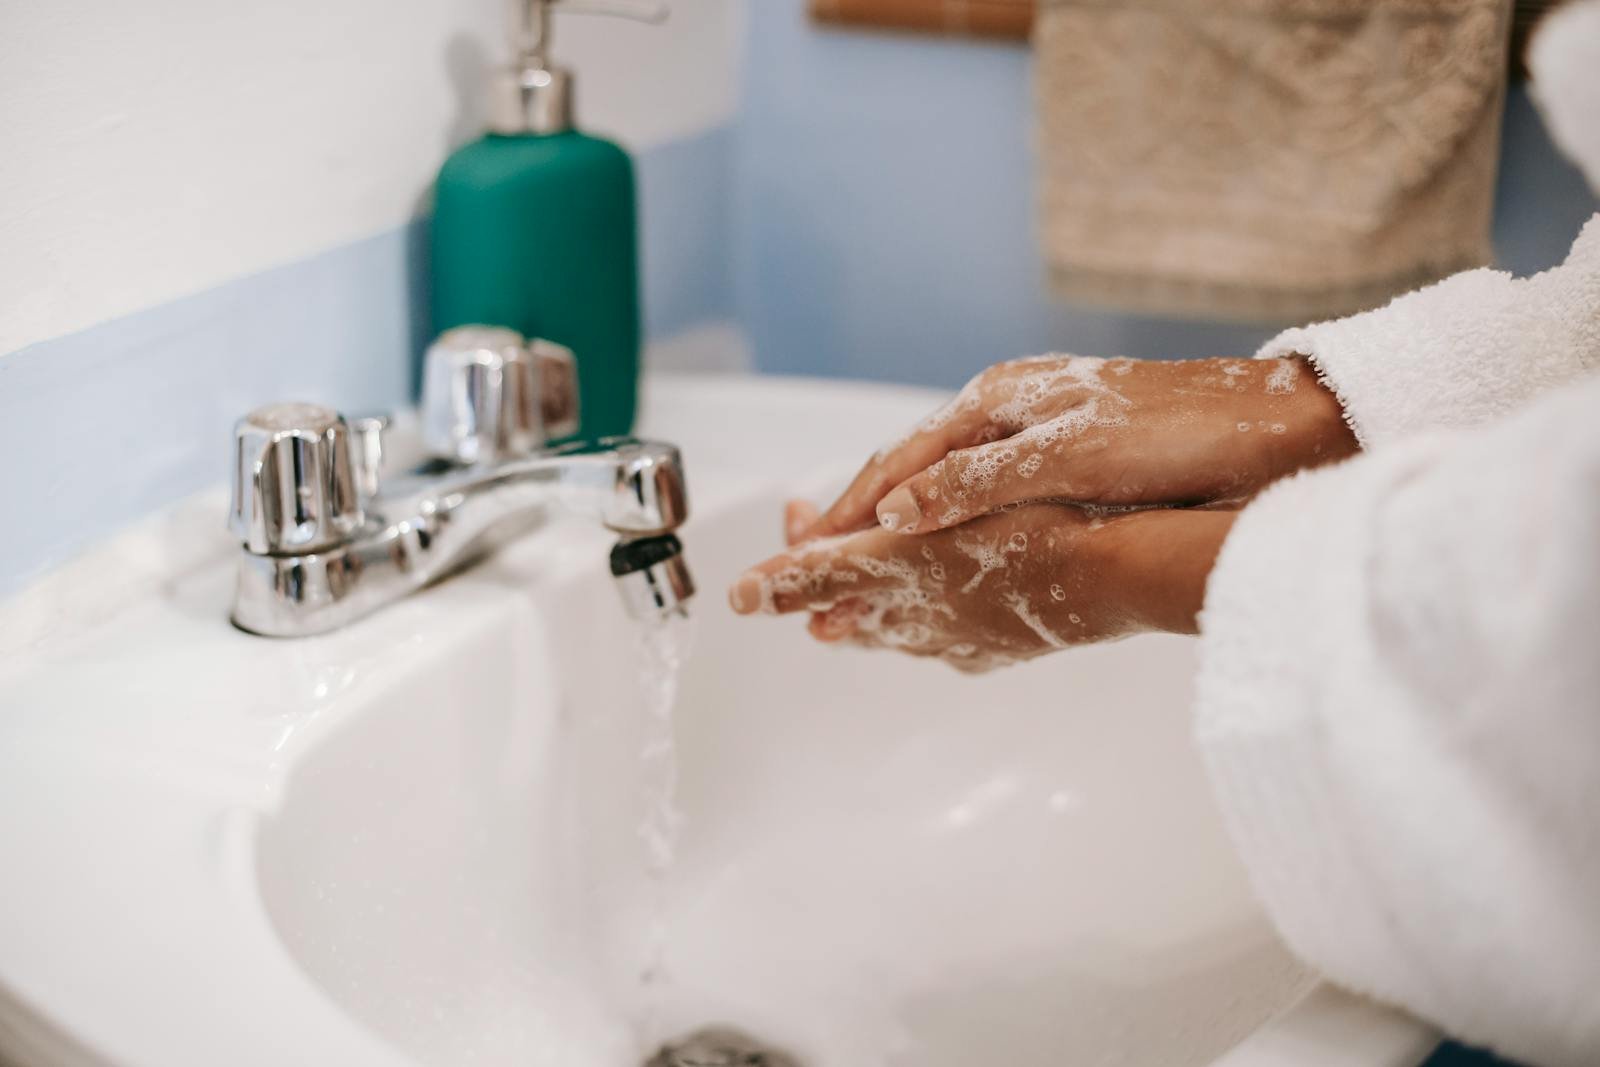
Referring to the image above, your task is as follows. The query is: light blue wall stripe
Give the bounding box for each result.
[0,130,735,599]
[0,224,424,600]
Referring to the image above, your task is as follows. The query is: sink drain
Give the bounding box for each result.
[646,1026,802,1067]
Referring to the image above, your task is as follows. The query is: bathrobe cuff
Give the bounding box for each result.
[1255,214,1600,449]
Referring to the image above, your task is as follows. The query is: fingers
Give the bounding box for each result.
[835,607,1006,673]
[727,533,899,616]
[783,498,835,635]
[808,598,873,641]
[874,423,1088,534]
[799,394,989,540]
[785,499,821,545]
[754,501,872,641]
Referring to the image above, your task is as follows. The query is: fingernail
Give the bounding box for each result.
[877,487,921,533]
[728,572,761,614]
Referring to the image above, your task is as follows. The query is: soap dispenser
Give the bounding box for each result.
[431,0,665,439]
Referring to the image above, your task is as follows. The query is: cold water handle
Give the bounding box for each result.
[421,326,580,465]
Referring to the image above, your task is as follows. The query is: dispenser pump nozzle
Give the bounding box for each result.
[490,0,669,135]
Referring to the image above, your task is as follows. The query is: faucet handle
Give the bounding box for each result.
[535,339,579,440]
[229,403,364,555]
[346,413,392,500]
[422,326,580,464]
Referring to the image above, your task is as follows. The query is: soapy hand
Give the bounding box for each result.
[729,501,1237,673]
[800,355,1355,538]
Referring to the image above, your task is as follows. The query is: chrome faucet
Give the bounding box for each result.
[227,326,692,637]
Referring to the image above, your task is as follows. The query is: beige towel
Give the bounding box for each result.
[1035,0,1513,322]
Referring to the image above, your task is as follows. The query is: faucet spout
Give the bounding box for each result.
[228,406,691,637]
[522,436,688,535]
[611,533,695,619]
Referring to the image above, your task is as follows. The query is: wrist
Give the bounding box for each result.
[1289,356,1361,462]
[1103,509,1238,635]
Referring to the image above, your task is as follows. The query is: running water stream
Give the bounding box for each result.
[631,608,695,1044]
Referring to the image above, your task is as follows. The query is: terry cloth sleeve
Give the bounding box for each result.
[1193,373,1600,1067]
[1255,215,1600,449]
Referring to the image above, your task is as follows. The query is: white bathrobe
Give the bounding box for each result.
[1193,6,1600,1066]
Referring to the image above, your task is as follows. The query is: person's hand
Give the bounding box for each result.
[800,355,1355,539]
[729,501,1238,673]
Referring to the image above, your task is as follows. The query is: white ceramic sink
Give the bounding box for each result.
[0,376,1437,1067]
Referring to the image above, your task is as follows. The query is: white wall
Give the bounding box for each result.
[0,0,743,356]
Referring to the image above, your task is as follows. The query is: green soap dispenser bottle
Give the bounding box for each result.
[431,0,664,439]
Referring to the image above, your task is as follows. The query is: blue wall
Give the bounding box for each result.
[1493,86,1600,276]
[734,1,1598,389]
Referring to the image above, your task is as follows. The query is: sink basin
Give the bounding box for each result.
[0,376,1437,1067]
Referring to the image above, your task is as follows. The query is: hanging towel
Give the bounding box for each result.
[1034,0,1514,322]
